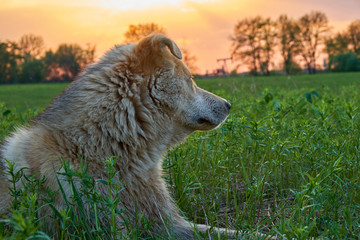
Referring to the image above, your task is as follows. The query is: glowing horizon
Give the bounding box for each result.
[0,0,359,73]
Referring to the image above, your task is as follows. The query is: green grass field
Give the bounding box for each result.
[196,72,360,94]
[0,83,69,110]
[0,72,359,109]
[1,72,360,239]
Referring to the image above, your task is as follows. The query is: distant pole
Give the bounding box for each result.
[216,57,233,76]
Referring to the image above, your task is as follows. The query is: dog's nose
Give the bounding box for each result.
[225,101,231,110]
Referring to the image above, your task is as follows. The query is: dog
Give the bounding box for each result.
[0,34,235,239]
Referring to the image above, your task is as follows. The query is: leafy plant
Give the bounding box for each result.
[1,75,360,239]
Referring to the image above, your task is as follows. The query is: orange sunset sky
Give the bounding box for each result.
[1,0,359,74]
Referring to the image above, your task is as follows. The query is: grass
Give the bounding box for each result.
[0,72,359,109]
[195,72,360,93]
[0,83,68,110]
[1,72,360,239]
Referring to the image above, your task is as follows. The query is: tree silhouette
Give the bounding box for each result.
[43,43,96,81]
[124,23,166,43]
[0,41,21,83]
[19,34,45,61]
[297,11,330,74]
[231,16,277,76]
[348,20,360,55]
[325,20,360,72]
[325,33,349,57]
[231,16,263,75]
[277,15,301,75]
[181,48,199,74]
[260,17,277,75]
[20,59,46,83]
[17,34,47,82]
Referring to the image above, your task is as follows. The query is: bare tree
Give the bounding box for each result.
[259,17,277,75]
[297,11,330,74]
[181,48,199,74]
[82,43,96,66]
[124,23,166,43]
[348,20,360,55]
[19,34,45,60]
[231,16,263,75]
[231,16,277,76]
[277,14,301,75]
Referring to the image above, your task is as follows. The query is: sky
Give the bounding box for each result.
[0,0,359,74]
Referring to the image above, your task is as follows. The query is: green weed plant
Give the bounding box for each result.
[0,75,360,239]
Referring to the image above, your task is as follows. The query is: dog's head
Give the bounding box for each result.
[134,34,231,132]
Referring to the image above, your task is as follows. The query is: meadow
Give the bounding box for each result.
[0,72,360,239]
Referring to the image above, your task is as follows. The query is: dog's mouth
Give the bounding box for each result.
[197,117,210,124]
[196,116,224,129]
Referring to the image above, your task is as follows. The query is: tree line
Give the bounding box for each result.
[0,34,96,84]
[1,13,359,83]
[231,11,360,75]
[0,23,198,84]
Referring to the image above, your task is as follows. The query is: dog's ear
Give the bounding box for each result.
[134,34,182,74]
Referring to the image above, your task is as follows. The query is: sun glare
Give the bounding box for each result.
[96,0,218,10]
[99,0,182,10]
[3,0,216,10]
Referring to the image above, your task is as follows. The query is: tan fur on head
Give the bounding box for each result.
[0,34,237,239]
[135,34,182,75]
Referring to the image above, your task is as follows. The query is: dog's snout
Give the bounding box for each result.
[225,101,231,110]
